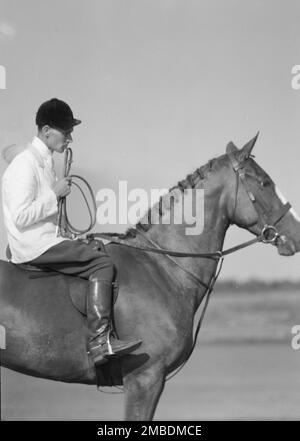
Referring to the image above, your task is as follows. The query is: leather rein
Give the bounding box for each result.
[57,147,97,238]
[89,153,292,273]
[61,148,291,262]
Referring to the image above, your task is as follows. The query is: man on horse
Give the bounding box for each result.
[1,98,142,368]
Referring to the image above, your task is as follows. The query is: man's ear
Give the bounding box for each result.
[40,125,51,138]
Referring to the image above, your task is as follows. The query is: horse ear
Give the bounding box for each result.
[239,131,259,160]
[226,141,238,154]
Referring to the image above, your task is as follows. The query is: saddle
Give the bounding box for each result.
[5,245,119,316]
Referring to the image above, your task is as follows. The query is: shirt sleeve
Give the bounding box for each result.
[3,155,58,230]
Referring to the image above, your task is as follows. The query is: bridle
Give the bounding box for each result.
[227,151,291,246]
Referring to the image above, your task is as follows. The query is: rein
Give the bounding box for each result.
[56,147,97,238]
[88,230,265,259]
[87,227,271,382]
[87,153,291,263]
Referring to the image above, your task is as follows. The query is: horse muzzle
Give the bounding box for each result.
[260,225,296,256]
[276,235,296,256]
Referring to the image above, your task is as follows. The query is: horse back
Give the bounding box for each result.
[0,245,191,383]
[0,260,95,383]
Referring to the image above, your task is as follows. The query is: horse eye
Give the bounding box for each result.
[261,180,271,187]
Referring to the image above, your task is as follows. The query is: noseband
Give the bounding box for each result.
[227,151,291,245]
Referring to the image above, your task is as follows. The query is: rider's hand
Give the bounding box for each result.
[53,178,72,199]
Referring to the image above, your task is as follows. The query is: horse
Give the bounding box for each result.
[0,133,300,421]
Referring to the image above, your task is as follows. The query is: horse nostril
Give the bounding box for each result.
[280,235,287,244]
[277,236,296,255]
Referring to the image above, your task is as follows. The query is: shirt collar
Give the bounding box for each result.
[31,136,53,162]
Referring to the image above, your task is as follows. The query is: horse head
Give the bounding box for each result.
[225,133,300,256]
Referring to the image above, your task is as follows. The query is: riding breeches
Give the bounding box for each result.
[28,239,114,282]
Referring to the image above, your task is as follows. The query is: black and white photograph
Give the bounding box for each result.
[0,0,300,425]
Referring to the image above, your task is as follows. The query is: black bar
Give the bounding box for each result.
[0,421,299,440]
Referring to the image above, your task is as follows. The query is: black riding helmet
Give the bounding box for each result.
[36,98,81,131]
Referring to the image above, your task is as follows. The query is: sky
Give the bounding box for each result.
[1,0,300,281]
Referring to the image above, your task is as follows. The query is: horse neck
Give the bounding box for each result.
[137,182,230,308]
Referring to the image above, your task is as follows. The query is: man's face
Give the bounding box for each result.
[44,127,73,153]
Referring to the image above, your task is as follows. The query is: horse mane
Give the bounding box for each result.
[118,155,223,240]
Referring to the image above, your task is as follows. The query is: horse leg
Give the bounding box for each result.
[123,367,165,421]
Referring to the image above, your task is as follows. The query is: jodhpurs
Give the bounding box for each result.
[28,239,114,282]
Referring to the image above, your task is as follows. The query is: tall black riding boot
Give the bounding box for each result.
[87,277,142,366]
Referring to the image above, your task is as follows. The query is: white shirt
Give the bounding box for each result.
[2,136,67,263]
